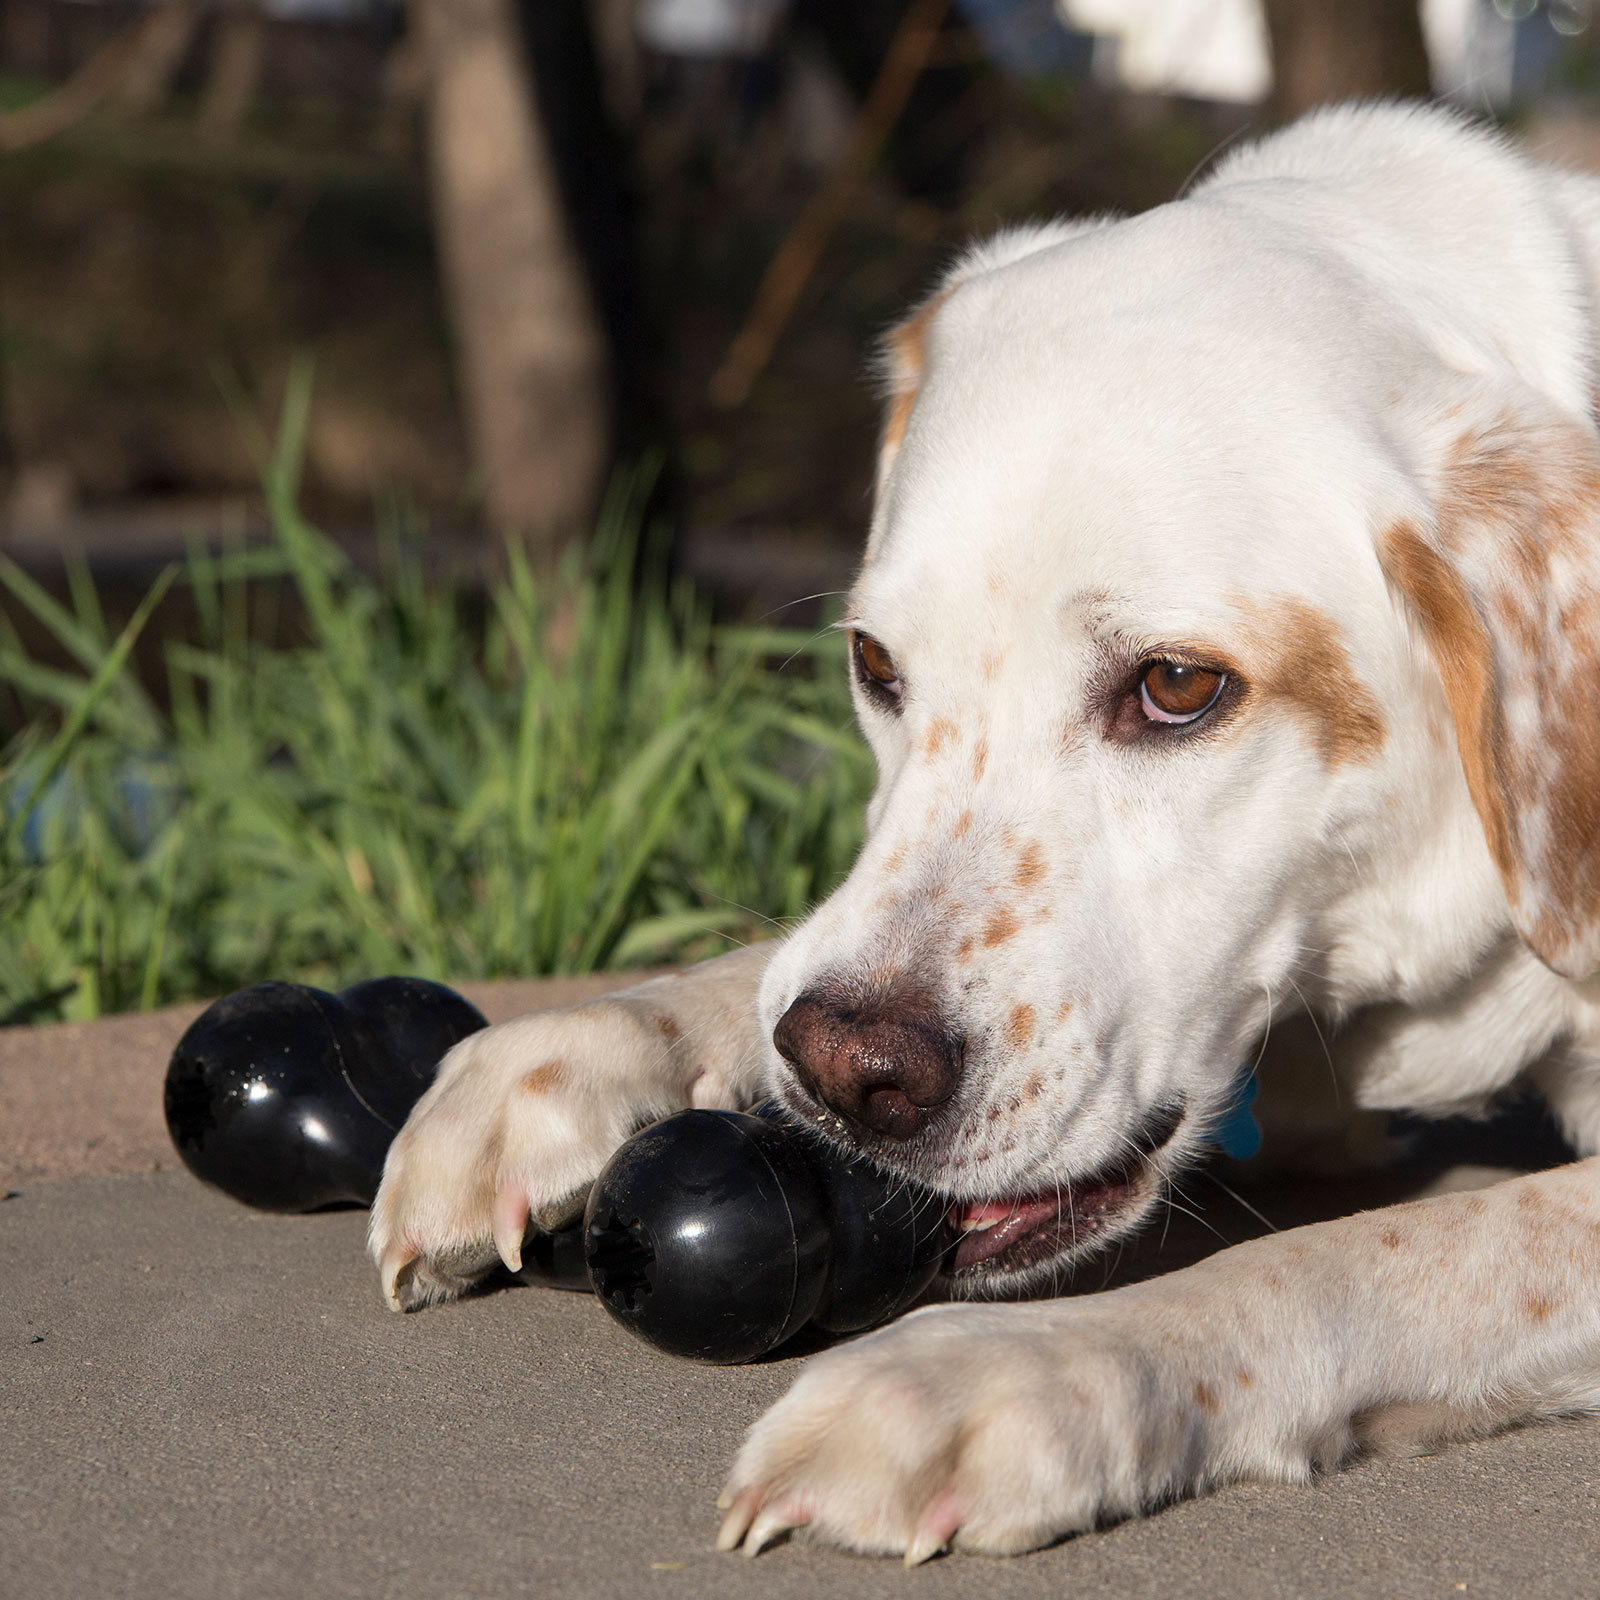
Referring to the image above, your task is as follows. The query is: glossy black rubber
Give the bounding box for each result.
[163,978,487,1212]
[580,1102,950,1363]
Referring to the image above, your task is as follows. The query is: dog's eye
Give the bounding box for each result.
[1139,662,1225,724]
[852,632,903,707]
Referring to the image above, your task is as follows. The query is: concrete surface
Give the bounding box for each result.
[4,979,1599,1599]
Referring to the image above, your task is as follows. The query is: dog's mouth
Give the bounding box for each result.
[946,1166,1149,1275]
[943,1098,1185,1281]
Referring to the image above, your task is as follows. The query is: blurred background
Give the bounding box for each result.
[7,0,1600,1022]
[9,0,1600,605]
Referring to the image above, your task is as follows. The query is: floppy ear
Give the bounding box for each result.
[1381,407,1600,980]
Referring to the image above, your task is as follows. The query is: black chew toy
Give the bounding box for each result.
[164,977,487,1211]
[576,1104,949,1363]
[164,977,952,1362]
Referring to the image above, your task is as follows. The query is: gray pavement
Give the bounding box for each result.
[4,986,1599,1599]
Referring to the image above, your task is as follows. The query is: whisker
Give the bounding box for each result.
[1197,1168,1280,1235]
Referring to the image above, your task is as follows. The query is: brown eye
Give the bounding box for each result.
[852,632,903,705]
[1139,661,1225,724]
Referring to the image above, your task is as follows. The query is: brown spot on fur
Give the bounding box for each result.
[1013,842,1046,889]
[1381,519,1512,878]
[982,907,1019,947]
[1006,1004,1036,1050]
[972,737,989,784]
[1525,1294,1556,1322]
[519,1061,565,1095]
[1194,1382,1221,1416]
[925,717,958,759]
[879,292,948,458]
[952,811,973,839]
[883,847,906,875]
[1235,1368,1254,1388]
[876,291,947,464]
[1380,1228,1403,1250]
[957,935,975,962]
[982,651,1003,681]
[1022,1071,1043,1101]
[1228,593,1387,767]
[656,1014,681,1040]
[1056,1000,1073,1022]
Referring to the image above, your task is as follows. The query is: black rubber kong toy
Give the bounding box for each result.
[576,1104,951,1364]
[164,977,487,1211]
[165,977,951,1363]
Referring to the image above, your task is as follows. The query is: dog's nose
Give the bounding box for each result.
[773,988,963,1140]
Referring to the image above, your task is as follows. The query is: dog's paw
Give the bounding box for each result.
[715,1302,1210,1562]
[367,998,722,1310]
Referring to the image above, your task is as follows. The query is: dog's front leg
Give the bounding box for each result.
[718,1157,1600,1562]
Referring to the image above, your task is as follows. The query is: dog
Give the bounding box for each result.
[369,101,1600,1562]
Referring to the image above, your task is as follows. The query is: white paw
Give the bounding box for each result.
[367,999,719,1310]
[716,1302,1207,1562]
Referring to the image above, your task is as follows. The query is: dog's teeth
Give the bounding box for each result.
[957,1216,1001,1234]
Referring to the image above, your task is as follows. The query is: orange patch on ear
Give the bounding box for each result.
[1381,410,1600,977]
[1380,520,1511,876]
[520,1061,565,1095]
[1229,594,1387,767]
[879,291,949,458]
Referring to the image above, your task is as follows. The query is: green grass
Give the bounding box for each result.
[0,373,872,1025]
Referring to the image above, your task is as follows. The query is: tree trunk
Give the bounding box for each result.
[411,0,611,552]
[200,3,265,143]
[113,0,203,116]
[1262,0,1431,124]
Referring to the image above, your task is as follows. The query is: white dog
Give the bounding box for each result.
[369,102,1600,1562]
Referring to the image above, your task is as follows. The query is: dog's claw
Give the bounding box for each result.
[904,1490,965,1567]
[742,1505,807,1557]
[379,1244,418,1312]
[714,1487,761,1553]
[492,1184,530,1274]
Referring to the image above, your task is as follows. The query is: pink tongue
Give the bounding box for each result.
[949,1194,1062,1269]
[953,1198,1024,1227]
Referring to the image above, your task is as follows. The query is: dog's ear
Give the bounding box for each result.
[875,291,947,493]
[1381,408,1600,980]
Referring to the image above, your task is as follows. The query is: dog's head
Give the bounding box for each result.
[756,197,1600,1292]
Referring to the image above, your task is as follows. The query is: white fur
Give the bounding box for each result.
[371,102,1600,1560]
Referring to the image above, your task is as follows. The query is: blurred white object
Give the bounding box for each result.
[1057,0,1271,101]
[638,0,788,56]
[1424,0,1515,105]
